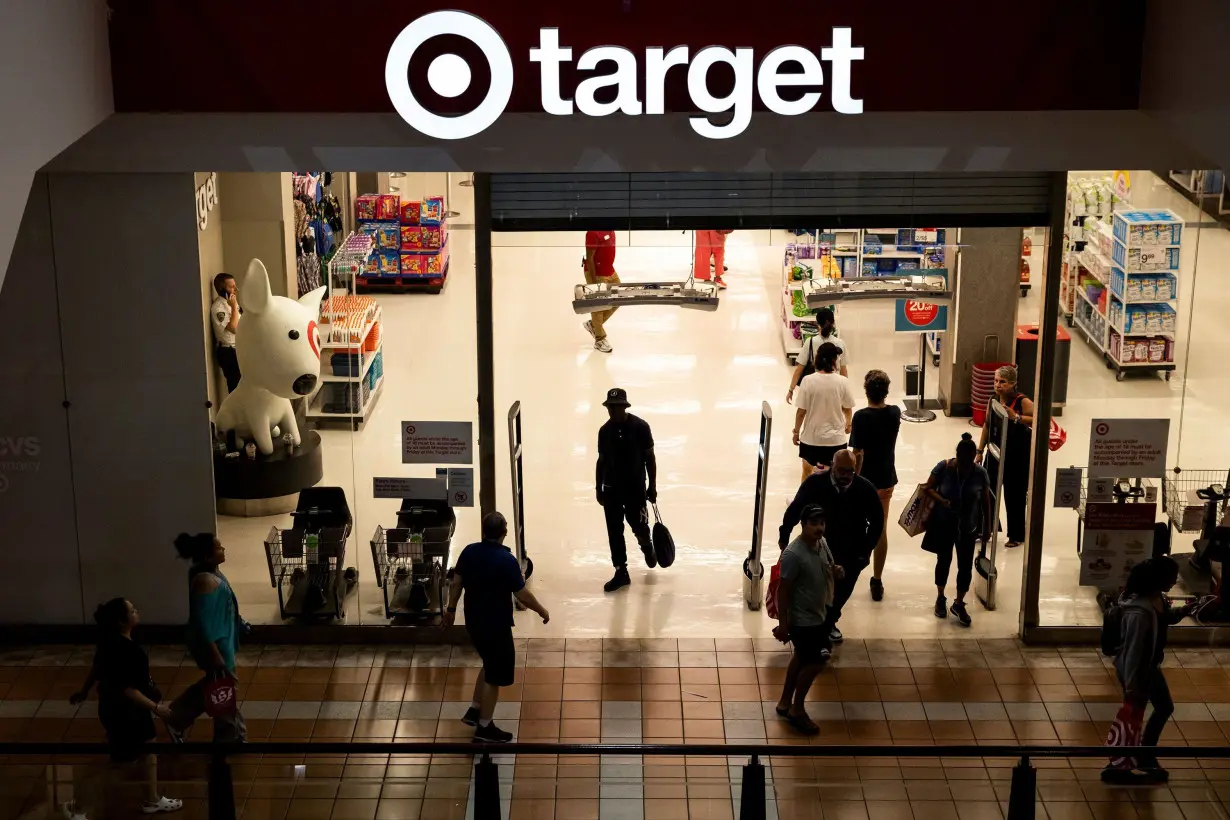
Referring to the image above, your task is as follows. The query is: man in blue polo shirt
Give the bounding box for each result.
[443,511,550,743]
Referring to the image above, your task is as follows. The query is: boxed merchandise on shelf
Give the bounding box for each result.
[1111,243,1181,273]
[1118,304,1176,335]
[1110,269,1177,301]
[400,200,421,225]
[356,194,400,222]
[1110,330,1173,365]
[401,224,448,251]
[321,294,377,323]
[421,195,445,225]
[1112,209,1183,247]
[402,242,450,276]
[364,249,401,276]
[359,221,400,250]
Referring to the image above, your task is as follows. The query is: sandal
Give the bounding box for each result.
[787,712,820,735]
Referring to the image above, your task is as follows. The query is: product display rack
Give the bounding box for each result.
[307,302,385,428]
[778,227,948,360]
[1068,207,1182,381]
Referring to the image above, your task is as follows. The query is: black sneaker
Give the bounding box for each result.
[828,627,843,644]
[641,543,657,569]
[604,566,631,592]
[819,648,832,663]
[473,722,513,743]
[869,577,884,602]
[950,601,972,627]
[934,596,948,619]
[461,707,480,727]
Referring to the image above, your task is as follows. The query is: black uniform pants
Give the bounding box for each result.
[216,344,241,393]
[821,551,869,644]
[602,496,652,568]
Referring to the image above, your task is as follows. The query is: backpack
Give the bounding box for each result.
[1100,600,1124,657]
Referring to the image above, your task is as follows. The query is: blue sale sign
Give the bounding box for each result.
[894,299,948,333]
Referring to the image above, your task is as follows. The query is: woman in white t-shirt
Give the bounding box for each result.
[791,342,856,484]
[786,308,848,404]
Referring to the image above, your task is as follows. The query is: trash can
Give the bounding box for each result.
[1015,324,1070,410]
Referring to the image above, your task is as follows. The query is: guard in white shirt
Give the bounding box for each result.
[210,273,242,392]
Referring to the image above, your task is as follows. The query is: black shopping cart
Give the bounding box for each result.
[263,487,353,620]
[370,498,456,620]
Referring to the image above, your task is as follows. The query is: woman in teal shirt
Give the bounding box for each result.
[166,532,247,742]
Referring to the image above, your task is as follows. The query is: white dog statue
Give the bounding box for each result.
[215,259,326,455]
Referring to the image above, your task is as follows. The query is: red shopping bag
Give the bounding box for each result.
[1049,417,1067,451]
[765,561,782,619]
[203,675,238,718]
[1105,701,1144,770]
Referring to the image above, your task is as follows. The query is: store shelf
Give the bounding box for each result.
[321,305,381,351]
[1076,286,1106,318]
[307,374,385,421]
[861,250,926,259]
[783,291,812,323]
[319,344,381,383]
[779,320,802,357]
[1109,290,1178,306]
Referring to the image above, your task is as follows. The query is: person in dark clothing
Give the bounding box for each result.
[922,434,993,627]
[778,449,884,651]
[977,365,1033,548]
[849,369,900,601]
[1103,556,1191,785]
[444,512,550,743]
[65,598,182,820]
[595,387,658,592]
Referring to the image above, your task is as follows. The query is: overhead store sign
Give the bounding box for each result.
[385,10,864,140]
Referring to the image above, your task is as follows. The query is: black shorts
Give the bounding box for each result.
[790,625,829,666]
[467,625,516,687]
[799,443,846,468]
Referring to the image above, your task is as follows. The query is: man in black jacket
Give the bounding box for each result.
[595,388,658,592]
[778,449,884,652]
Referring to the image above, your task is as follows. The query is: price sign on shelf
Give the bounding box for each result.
[914,228,938,243]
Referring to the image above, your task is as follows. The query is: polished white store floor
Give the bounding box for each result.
[216,170,1229,637]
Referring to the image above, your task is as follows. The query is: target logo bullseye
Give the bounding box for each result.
[385,10,515,140]
[1095,422,1111,436]
[386,11,865,140]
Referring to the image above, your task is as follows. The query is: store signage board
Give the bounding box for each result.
[1088,418,1169,478]
[894,300,948,333]
[913,228,938,243]
[1053,467,1082,509]
[435,467,476,508]
[386,10,864,140]
[402,421,473,464]
[196,172,218,231]
[373,476,447,499]
[1080,501,1156,590]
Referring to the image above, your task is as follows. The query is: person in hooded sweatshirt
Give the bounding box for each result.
[1103,556,1191,785]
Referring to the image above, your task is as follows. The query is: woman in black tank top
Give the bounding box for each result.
[976,365,1034,548]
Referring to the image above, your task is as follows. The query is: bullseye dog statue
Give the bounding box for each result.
[215,259,326,455]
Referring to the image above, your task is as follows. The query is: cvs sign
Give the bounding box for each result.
[386,10,865,140]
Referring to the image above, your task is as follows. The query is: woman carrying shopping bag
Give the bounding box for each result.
[1102,556,1191,785]
[921,434,992,627]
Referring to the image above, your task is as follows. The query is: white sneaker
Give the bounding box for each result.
[142,797,183,814]
[62,802,88,820]
[594,337,613,353]
[583,320,595,338]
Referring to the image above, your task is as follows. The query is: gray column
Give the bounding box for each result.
[939,227,1025,415]
[474,173,496,516]
[49,172,215,625]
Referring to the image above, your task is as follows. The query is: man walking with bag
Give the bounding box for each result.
[778,450,883,654]
[595,388,658,592]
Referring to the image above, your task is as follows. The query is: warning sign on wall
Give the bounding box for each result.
[401,421,473,464]
[1088,418,1169,479]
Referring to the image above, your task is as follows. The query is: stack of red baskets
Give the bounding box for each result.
[970,361,1013,426]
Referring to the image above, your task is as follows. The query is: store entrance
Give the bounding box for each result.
[198,171,1049,640]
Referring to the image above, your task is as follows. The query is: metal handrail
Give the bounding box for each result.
[0,740,1225,758]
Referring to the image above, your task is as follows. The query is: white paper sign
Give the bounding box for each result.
[1079,502,1156,590]
[447,468,474,507]
[402,421,473,464]
[1053,467,1082,509]
[1088,418,1169,479]
[1088,477,1114,503]
[373,476,447,499]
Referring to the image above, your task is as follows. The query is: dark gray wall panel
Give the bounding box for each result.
[49,172,214,625]
[0,177,83,623]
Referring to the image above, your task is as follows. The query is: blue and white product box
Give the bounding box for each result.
[1112,209,1183,247]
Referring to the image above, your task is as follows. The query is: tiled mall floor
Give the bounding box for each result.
[5,640,1230,820]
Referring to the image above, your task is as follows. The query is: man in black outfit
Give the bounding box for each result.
[596,388,658,592]
[778,449,884,655]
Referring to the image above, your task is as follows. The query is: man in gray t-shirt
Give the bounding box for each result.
[772,504,842,735]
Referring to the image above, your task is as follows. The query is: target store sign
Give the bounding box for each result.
[1088,418,1169,479]
[893,299,948,333]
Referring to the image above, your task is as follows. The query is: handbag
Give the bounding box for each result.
[898,483,937,538]
[202,674,238,718]
[766,561,782,619]
[1049,417,1067,451]
[1105,701,1145,770]
[651,503,676,568]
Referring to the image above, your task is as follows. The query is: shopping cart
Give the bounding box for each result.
[262,487,352,620]
[370,498,456,620]
[1163,468,1230,567]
